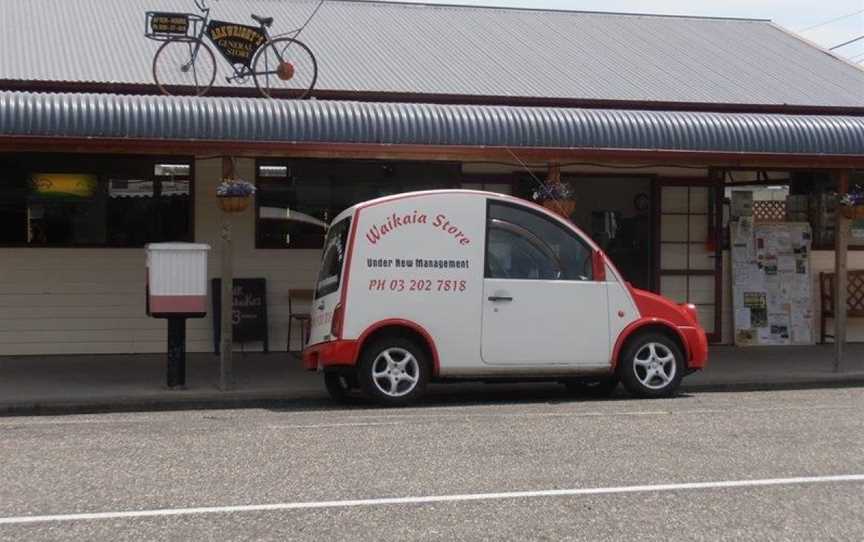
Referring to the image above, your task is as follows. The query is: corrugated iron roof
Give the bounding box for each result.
[0,0,862,108]
[2,91,863,155]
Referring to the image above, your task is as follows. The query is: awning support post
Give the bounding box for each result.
[547,163,560,184]
[833,170,850,373]
[219,156,235,390]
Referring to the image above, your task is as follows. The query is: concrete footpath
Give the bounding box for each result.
[1,345,863,415]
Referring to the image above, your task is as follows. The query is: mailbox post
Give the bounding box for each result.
[146,243,211,389]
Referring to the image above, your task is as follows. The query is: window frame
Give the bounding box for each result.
[0,154,194,249]
[484,199,596,282]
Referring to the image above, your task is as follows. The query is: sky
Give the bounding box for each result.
[397,0,864,64]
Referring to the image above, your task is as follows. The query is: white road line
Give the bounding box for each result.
[2,403,861,429]
[269,421,410,429]
[1,474,862,526]
[263,404,864,430]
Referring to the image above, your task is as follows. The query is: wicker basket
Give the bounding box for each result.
[840,205,864,220]
[542,199,576,219]
[218,196,251,213]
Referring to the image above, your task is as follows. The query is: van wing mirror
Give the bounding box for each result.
[592,251,607,282]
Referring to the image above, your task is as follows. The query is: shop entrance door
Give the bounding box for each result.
[655,180,723,342]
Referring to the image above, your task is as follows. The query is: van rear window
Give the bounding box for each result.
[315,217,351,299]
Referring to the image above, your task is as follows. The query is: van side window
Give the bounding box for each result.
[315,217,351,298]
[485,201,593,281]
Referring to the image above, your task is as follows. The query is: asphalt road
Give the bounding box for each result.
[1,387,864,541]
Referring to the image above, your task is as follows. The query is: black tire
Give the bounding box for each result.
[324,372,356,403]
[152,39,217,96]
[563,376,619,398]
[617,333,685,398]
[358,337,429,407]
[252,37,318,99]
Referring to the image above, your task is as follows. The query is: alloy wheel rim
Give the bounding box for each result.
[371,347,420,397]
[633,342,676,390]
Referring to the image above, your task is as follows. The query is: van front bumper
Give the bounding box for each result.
[302,340,360,371]
[681,326,709,369]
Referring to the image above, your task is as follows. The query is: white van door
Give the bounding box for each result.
[481,201,610,366]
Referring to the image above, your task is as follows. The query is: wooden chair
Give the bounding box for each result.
[819,271,864,343]
[288,289,314,353]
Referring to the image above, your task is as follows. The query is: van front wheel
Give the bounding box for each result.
[358,338,429,406]
[618,333,684,398]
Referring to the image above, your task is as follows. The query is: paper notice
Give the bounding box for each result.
[735,308,752,329]
[776,231,792,252]
[792,325,812,344]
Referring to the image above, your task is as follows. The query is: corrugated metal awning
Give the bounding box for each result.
[1,92,863,157]
[3,0,864,110]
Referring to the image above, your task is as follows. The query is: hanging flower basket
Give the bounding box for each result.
[839,192,864,220]
[840,205,864,220]
[216,178,256,213]
[542,199,576,218]
[218,196,251,213]
[534,181,575,219]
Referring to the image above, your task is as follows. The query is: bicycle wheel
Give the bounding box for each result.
[252,37,317,99]
[152,39,217,96]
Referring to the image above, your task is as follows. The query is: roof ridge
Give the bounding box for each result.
[318,0,771,22]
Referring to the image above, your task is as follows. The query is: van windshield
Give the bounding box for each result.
[315,217,351,299]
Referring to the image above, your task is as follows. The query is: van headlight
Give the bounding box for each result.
[682,303,699,325]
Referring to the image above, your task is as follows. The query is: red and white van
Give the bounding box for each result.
[303,190,707,405]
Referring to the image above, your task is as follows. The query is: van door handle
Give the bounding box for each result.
[317,303,324,310]
[488,296,513,302]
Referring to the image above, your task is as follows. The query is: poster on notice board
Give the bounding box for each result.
[731,219,813,346]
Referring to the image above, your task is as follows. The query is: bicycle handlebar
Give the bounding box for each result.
[194,0,210,13]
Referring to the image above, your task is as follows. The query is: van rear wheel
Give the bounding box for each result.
[324,372,357,403]
[358,337,429,406]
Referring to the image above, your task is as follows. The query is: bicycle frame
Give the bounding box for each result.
[153,0,310,86]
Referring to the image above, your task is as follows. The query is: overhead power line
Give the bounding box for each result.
[799,9,864,32]
[829,34,864,50]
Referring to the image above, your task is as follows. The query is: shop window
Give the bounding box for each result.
[0,155,192,247]
[724,171,864,250]
[255,159,460,249]
[485,201,593,281]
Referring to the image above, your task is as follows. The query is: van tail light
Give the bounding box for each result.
[331,303,344,339]
[592,251,607,281]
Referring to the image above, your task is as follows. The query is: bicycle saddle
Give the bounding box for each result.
[251,14,274,27]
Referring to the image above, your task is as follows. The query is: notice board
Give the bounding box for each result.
[211,278,269,352]
[731,219,813,346]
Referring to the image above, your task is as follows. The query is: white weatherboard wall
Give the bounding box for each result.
[195,158,322,354]
[0,158,322,356]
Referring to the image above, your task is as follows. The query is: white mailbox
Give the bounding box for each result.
[146,243,211,318]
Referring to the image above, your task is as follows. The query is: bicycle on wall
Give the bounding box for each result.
[145,0,318,98]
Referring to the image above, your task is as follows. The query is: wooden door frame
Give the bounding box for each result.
[653,175,724,343]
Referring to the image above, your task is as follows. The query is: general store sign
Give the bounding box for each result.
[206,21,266,67]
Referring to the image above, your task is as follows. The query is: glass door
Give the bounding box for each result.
[655,180,722,342]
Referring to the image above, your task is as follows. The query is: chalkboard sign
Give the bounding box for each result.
[212,278,269,353]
